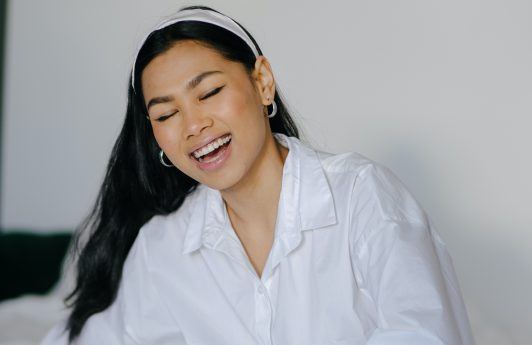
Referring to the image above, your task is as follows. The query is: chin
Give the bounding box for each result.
[206,170,245,192]
[205,177,236,192]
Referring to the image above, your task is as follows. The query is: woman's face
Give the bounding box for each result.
[141,39,275,190]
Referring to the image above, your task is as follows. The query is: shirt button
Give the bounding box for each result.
[258,285,265,294]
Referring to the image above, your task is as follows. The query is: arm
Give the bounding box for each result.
[348,164,475,345]
[38,236,146,345]
[40,224,185,345]
[39,309,140,345]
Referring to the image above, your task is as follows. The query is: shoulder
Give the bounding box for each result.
[99,190,203,343]
[317,149,375,175]
[135,184,206,248]
[314,148,429,229]
[314,149,437,265]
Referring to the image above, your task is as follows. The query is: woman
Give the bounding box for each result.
[41,5,475,345]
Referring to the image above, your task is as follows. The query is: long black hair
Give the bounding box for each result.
[63,4,301,342]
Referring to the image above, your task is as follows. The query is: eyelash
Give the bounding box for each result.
[155,85,225,122]
[200,85,225,100]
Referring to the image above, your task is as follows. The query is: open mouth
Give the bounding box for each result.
[191,135,232,163]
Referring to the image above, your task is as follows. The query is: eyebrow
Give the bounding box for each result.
[146,70,223,111]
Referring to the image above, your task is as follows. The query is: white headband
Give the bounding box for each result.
[131,8,260,93]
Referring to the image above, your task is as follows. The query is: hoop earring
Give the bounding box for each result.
[159,149,174,168]
[266,100,277,118]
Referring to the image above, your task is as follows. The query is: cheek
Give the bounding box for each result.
[217,87,261,126]
[152,125,194,173]
[152,125,181,152]
[216,87,265,163]
[152,124,198,170]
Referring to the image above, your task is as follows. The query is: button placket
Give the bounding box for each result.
[255,282,273,345]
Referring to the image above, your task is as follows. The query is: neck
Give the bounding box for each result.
[220,132,289,235]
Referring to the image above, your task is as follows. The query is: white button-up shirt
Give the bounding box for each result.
[41,132,475,345]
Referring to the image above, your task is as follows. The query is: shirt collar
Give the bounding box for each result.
[182,132,337,255]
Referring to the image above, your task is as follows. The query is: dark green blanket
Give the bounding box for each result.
[0,231,72,302]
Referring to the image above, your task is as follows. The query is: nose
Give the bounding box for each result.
[183,107,214,140]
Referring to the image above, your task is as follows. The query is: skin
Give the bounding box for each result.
[141,40,289,277]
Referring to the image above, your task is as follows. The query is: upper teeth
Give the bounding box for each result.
[193,134,231,159]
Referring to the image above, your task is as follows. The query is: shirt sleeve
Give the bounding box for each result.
[348,163,476,345]
[39,234,146,345]
[39,224,186,345]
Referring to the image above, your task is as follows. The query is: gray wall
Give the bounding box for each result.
[1,0,531,344]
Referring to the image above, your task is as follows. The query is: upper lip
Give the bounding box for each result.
[189,133,231,156]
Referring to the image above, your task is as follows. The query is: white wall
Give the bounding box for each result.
[2,0,530,343]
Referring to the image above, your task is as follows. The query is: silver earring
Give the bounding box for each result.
[159,149,174,167]
[266,99,277,118]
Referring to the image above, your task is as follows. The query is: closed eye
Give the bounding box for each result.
[154,85,225,122]
[155,112,176,122]
[200,85,225,101]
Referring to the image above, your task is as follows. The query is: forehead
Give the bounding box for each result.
[141,40,242,94]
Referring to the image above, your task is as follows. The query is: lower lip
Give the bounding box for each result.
[192,139,232,172]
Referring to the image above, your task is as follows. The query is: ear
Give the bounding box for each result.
[251,56,276,106]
